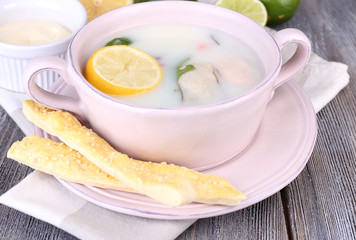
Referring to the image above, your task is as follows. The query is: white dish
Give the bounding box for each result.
[35,78,317,220]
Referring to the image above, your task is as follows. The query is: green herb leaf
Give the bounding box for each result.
[105,37,132,46]
[177,58,196,79]
[178,64,196,79]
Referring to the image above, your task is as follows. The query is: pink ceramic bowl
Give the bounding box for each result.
[23,1,311,170]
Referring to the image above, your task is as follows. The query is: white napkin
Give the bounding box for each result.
[0,45,349,240]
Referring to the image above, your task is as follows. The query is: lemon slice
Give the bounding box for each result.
[85,45,162,95]
[78,0,134,22]
[216,0,268,26]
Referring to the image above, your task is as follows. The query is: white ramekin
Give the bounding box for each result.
[0,0,87,92]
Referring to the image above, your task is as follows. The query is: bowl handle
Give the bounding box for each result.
[273,28,311,89]
[23,56,85,120]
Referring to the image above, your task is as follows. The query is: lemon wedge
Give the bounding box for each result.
[85,45,162,95]
[78,0,134,22]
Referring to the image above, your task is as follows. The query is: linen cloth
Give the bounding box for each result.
[0,36,350,240]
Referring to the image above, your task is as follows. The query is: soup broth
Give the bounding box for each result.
[92,23,265,107]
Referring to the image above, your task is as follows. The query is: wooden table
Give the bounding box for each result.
[1,0,355,239]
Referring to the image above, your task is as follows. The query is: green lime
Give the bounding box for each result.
[260,0,300,25]
[216,0,268,26]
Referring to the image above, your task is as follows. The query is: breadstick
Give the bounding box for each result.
[7,136,136,193]
[22,100,246,206]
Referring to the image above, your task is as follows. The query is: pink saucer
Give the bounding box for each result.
[35,78,317,220]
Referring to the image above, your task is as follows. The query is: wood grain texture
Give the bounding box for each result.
[270,0,356,239]
[1,0,356,239]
